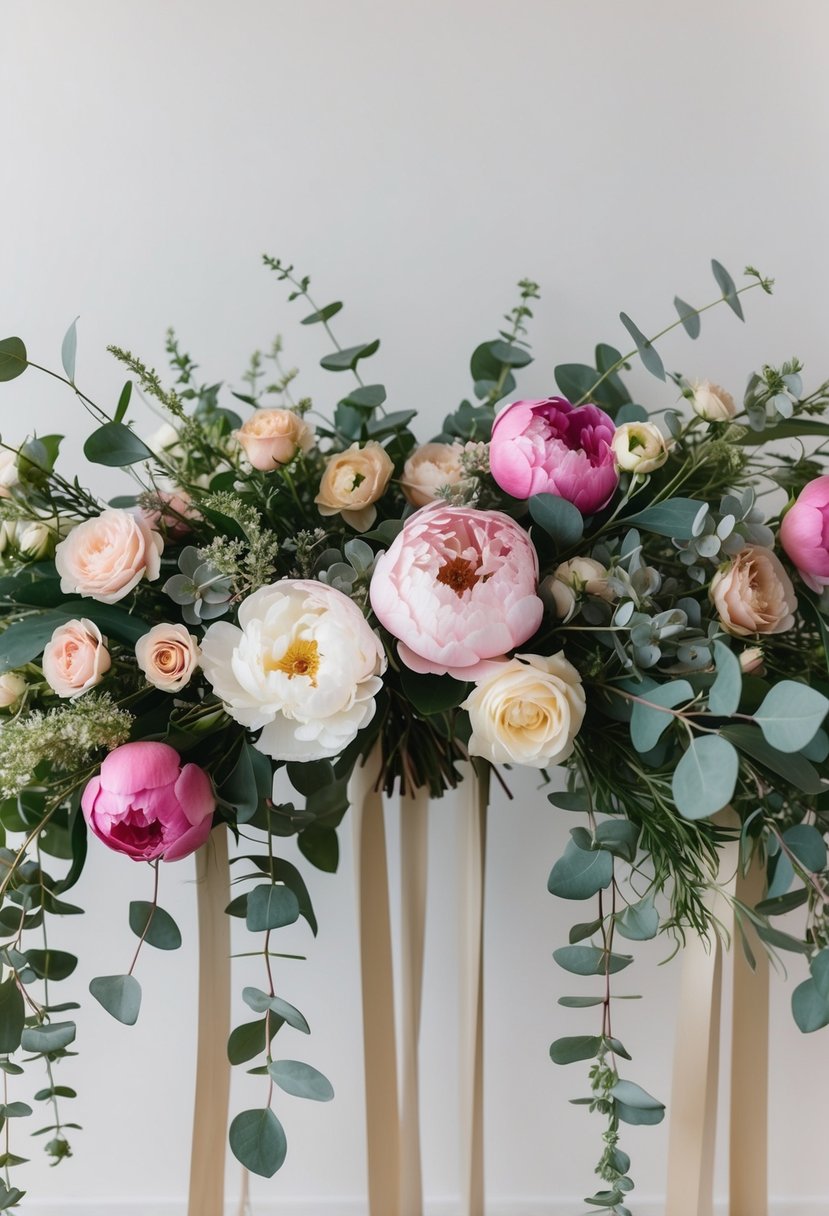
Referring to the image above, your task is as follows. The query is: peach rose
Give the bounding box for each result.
[235,409,314,471]
[710,545,796,636]
[0,672,26,709]
[55,509,163,604]
[136,623,200,692]
[315,441,394,532]
[42,618,111,699]
[401,442,465,508]
[691,381,736,422]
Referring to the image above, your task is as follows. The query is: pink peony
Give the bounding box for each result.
[780,475,829,593]
[81,742,215,862]
[489,396,618,514]
[369,504,543,680]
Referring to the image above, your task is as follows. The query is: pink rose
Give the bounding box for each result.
[780,475,829,593]
[55,509,163,604]
[710,545,797,636]
[142,490,199,539]
[369,504,543,680]
[43,618,111,699]
[489,396,618,514]
[135,623,200,692]
[81,741,215,862]
[235,408,315,471]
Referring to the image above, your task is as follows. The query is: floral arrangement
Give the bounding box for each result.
[1,255,828,1212]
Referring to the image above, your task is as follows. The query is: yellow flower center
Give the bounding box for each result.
[266,638,320,685]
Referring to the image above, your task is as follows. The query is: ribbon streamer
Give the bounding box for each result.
[399,784,429,1216]
[188,826,232,1216]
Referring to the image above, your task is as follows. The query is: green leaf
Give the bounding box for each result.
[616,897,659,941]
[487,340,532,368]
[709,641,742,717]
[553,946,633,976]
[297,825,339,873]
[630,680,693,753]
[753,681,829,753]
[246,884,300,932]
[0,1103,31,1119]
[554,364,601,403]
[723,724,824,794]
[0,338,27,383]
[228,1018,270,1065]
[0,978,24,1053]
[619,313,665,381]
[320,341,379,372]
[557,996,604,1008]
[366,409,417,437]
[674,296,701,339]
[89,975,141,1026]
[549,1035,603,1064]
[0,1183,25,1209]
[400,667,470,716]
[301,301,343,325]
[340,384,387,410]
[610,1079,665,1126]
[268,1059,334,1101]
[128,902,182,951]
[228,1108,287,1178]
[711,259,744,320]
[20,1022,76,1053]
[547,791,591,812]
[273,859,318,937]
[528,494,584,547]
[755,887,808,917]
[672,735,739,820]
[242,988,310,1034]
[222,743,271,824]
[61,318,79,381]
[792,977,829,1033]
[593,820,640,864]
[548,840,613,900]
[811,949,829,998]
[569,918,602,944]
[782,825,827,873]
[0,603,149,671]
[24,950,77,981]
[83,422,153,467]
[625,498,707,540]
[114,381,132,424]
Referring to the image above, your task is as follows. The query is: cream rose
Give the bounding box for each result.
[55,509,163,604]
[42,619,111,700]
[315,441,394,532]
[542,557,614,621]
[691,381,736,422]
[0,672,26,709]
[462,652,586,768]
[401,442,465,508]
[739,645,765,674]
[710,545,796,636]
[235,409,315,471]
[136,624,200,692]
[611,422,670,474]
[0,450,19,499]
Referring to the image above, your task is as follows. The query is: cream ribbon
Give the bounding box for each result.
[458,765,489,1216]
[399,784,429,1216]
[188,826,232,1216]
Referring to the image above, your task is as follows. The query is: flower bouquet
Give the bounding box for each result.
[1,255,828,1212]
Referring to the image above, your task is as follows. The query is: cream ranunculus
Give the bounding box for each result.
[0,672,26,709]
[0,450,19,499]
[462,652,586,768]
[710,545,796,636]
[42,619,111,699]
[611,422,670,474]
[55,509,163,604]
[235,408,315,472]
[401,442,465,508]
[541,557,613,621]
[315,442,394,532]
[136,624,200,692]
[691,381,736,422]
[199,579,386,761]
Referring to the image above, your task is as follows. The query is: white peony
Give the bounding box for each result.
[199,579,386,761]
[462,652,586,769]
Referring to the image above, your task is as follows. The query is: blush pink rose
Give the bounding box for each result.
[55,509,163,604]
[710,545,797,636]
[489,396,618,514]
[142,490,200,539]
[369,504,543,680]
[81,741,215,862]
[43,618,111,699]
[780,475,829,593]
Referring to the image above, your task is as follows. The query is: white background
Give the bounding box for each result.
[2,1,829,1212]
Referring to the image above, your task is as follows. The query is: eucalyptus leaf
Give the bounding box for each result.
[593,820,640,864]
[20,1022,76,1053]
[792,977,829,1033]
[723,724,824,794]
[615,897,659,941]
[553,946,633,976]
[673,296,701,339]
[619,313,665,381]
[228,1108,287,1177]
[89,975,141,1026]
[0,978,24,1053]
[549,1035,603,1065]
[301,301,343,325]
[83,422,153,467]
[781,824,827,873]
[268,1059,334,1101]
[246,884,300,932]
[528,494,584,547]
[630,680,692,753]
[672,735,739,819]
[0,337,27,382]
[711,259,744,320]
[320,341,379,372]
[61,318,79,381]
[128,902,182,951]
[548,840,613,901]
[753,681,829,753]
[709,641,742,717]
[625,498,707,540]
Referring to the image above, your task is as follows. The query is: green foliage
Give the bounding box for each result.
[671,735,739,819]
[673,296,701,339]
[61,319,79,382]
[83,422,153,467]
[610,1079,665,1126]
[549,1035,603,1065]
[548,840,613,900]
[753,682,829,753]
[89,975,141,1026]
[529,494,584,547]
[553,947,632,976]
[629,681,692,753]
[246,884,301,933]
[709,641,742,717]
[0,979,24,1053]
[128,902,182,951]
[618,313,665,381]
[624,498,707,540]
[0,337,27,382]
[268,1059,334,1101]
[228,1108,287,1177]
[711,259,744,320]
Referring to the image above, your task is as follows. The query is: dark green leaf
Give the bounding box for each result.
[619,312,665,381]
[0,1103,30,1119]
[529,494,584,546]
[557,996,604,1008]
[782,825,827,873]
[89,975,141,1026]
[549,1035,602,1064]
[548,840,613,900]
[24,950,77,981]
[268,1059,334,1101]
[0,338,27,383]
[83,422,153,467]
[340,384,387,410]
[711,259,744,320]
[553,946,633,976]
[301,302,342,325]
[792,977,829,1033]
[297,826,339,873]
[672,735,739,819]
[674,297,701,339]
[723,724,824,794]
[0,978,24,1053]
[114,381,132,424]
[61,318,78,381]
[246,884,300,932]
[228,1108,287,1177]
[228,1017,270,1065]
[811,949,829,998]
[569,918,602,944]
[400,668,470,716]
[320,341,379,372]
[487,340,532,368]
[128,902,182,950]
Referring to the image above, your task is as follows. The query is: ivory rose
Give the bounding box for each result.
[780,475,829,593]
[200,579,386,761]
[462,652,586,768]
[691,381,736,422]
[0,673,26,709]
[0,450,19,498]
[55,509,163,604]
[369,504,543,680]
[489,396,618,515]
[42,619,111,699]
[315,441,394,532]
[136,624,200,692]
[401,442,465,508]
[81,741,215,862]
[235,408,315,471]
[611,422,669,474]
[710,545,796,636]
[543,557,613,621]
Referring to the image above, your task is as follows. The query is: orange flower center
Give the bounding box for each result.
[267,638,320,684]
[436,556,479,597]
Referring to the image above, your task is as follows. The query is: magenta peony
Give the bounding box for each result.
[489,396,618,514]
[369,504,543,679]
[780,475,829,593]
[81,742,215,862]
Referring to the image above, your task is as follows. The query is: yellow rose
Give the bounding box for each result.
[315,442,394,532]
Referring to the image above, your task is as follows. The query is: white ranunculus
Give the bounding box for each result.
[541,557,613,621]
[0,672,26,709]
[611,422,669,474]
[0,450,19,498]
[199,579,386,761]
[462,652,586,769]
[691,380,736,422]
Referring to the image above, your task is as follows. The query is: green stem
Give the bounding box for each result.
[127,860,160,977]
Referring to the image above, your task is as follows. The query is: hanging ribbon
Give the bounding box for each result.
[399,784,429,1216]
[188,826,232,1216]
[458,764,489,1216]
[352,747,401,1216]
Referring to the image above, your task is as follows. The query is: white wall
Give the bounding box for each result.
[2,1,829,1211]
